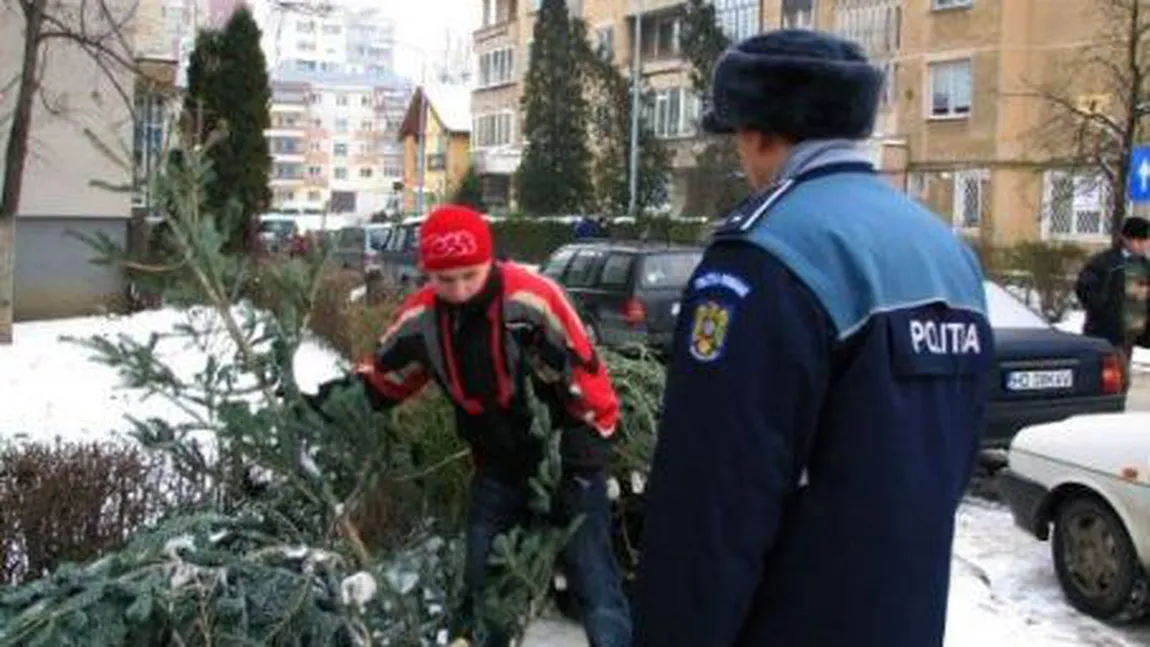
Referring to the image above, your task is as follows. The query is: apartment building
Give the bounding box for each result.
[258,2,396,77]
[266,69,411,215]
[766,0,1117,247]
[471,0,761,211]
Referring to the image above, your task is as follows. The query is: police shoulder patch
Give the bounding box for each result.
[688,300,734,363]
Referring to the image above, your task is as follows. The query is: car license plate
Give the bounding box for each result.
[1006,369,1074,391]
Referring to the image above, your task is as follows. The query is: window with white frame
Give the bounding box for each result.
[333,142,348,156]
[952,169,987,230]
[478,48,514,88]
[714,0,760,42]
[879,60,898,108]
[473,112,514,148]
[640,14,680,61]
[645,88,698,139]
[1043,170,1112,239]
[928,59,972,118]
[834,0,900,55]
[932,0,972,10]
[334,167,348,180]
[782,0,814,28]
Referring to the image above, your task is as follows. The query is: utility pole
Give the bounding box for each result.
[415,59,428,214]
[627,4,642,217]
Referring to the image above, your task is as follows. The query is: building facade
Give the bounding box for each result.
[266,69,411,215]
[399,85,474,213]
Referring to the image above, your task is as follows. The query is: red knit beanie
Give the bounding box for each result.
[418,204,494,271]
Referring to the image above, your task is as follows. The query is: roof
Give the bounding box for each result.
[398,84,472,137]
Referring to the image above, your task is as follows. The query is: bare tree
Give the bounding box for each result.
[1023,0,1150,248]
[0,0,142,343]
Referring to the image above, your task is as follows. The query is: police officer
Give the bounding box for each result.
[631,30,994,647]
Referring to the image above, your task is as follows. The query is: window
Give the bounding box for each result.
[932,0,972,10]
[640,15,679,61]
[361,95,372,106]
[333,142,348,156]
[640,253,703,288]
[542,248,576,280]
[336,94,349,107]
[382,157,403,178]
[835,1,901,54]
[598,254,634,288]
[334,167,348,180]
[308,190,322,201]
[335,118,349,133]
[297,40,316,52]
[473,112,515,148]
[296,20,315,33]
[359,167,373,178]
[646,88,698,139]
[308,165,322,177]
[296,60,317,72]
[311,118,322,129]
[479,48,514,87]
[952,169,988,230]
[1043,171,1112,239]
[928,59,972,118]
[359,142,373,154]
[565,251,604,287]
[360,119,374,131]
[781,0,813,28]
[595,26,614,60]
[714,0,760,41]
[879,60,898,108]
[310,141,321,152]
[322,24,341,35]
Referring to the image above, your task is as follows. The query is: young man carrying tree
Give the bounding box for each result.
[312,205,631,647]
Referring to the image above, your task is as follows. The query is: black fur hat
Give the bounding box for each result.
[1122,216,1149,240]
[702,29,884,141]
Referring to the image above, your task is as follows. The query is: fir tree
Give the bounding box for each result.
[678,0,746,218]
[183,5,272,252]
[580,34,671,216]
[451,165,487,212]
[516,0,594,216]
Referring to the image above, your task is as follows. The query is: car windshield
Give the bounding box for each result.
[639,252,702,288]
[983,281,1050,329]
[259,219,296,236]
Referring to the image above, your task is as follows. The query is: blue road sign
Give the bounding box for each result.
[1129,145,1150,203]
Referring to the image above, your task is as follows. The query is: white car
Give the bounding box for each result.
[998,412,1150,621]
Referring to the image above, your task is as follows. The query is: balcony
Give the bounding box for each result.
[272,152,306,164]
[474,19,518,49]
[265,127,307,138]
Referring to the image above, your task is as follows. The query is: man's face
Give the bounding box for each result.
[427,262,492,304]
[1126,236,1149,256]
[734,130,789,191]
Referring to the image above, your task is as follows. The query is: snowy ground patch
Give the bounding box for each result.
[0,309,345,446]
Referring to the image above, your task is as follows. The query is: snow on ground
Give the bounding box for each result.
[3,310,1150,645]
[0,308,344,446]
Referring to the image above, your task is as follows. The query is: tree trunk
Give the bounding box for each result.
[0,0,47,344]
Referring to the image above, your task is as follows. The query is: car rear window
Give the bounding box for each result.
[984,282,1050,329]
[598,254,634,288]
[565,250,605,287]
[639,252,702,288]
[542,248,576,279]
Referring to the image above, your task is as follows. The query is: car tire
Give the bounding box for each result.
[1052,495,1148,621]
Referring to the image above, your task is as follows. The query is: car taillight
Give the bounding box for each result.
[1101,353,1124,395]
[622,298,646,327]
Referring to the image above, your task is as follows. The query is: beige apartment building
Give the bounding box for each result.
[475,0,1120,245]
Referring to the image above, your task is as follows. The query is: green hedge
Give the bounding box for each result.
[489,217,710,263]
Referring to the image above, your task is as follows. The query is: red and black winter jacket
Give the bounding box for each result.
[353,261,619,482]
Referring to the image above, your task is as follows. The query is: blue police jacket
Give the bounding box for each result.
[632,150,994,647]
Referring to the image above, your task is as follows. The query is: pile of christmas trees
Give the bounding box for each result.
[0,145,665,645]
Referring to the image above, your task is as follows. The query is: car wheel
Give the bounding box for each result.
[1052,495,1148,621]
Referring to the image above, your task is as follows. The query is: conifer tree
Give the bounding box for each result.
[678,0,745,217]
[451,165,487,212]
[516,0,594,215]
[183,5,272,252]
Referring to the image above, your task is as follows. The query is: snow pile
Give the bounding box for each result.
[1056,310,1149,372]
[0,309,344,446]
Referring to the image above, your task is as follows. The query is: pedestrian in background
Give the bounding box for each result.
[1075,216,1150,388]
[631,29,995,647]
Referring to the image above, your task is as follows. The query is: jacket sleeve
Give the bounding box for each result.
[632,241,831,647]
[1075,252,1113,312]
[508,276,620,437]
[351,293,432,408]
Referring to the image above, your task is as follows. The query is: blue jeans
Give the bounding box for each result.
[457,470,631,647]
